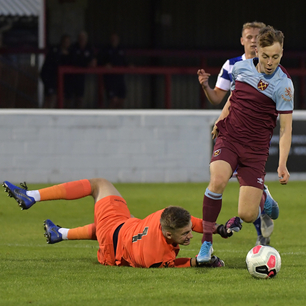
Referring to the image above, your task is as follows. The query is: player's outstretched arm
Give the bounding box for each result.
[197,69,227,105]
[174,256,224,268]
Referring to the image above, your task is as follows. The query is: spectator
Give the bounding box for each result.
[98,33,127,109]
[69,30,96,108]
[40,34,72,108]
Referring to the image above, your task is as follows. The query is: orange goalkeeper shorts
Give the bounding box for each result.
[94,195,131,265]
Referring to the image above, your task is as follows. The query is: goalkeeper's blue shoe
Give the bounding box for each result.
[263,185,279,220]
[197,241,213,263]
[2,181,36,210]
[44,219,62,244]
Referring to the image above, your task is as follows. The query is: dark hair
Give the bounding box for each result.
[160,206,191,231]
[257,25,284,48]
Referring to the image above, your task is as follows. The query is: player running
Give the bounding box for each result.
[198,21,280,246]
[197,25,293,263]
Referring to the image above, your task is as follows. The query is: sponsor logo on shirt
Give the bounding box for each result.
[281,87,293,101]
[213,149,221,157]
[257,80,269,91]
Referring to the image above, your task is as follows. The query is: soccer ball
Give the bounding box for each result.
[246,245,281,279]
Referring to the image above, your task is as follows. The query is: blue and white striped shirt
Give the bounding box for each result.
[215,54,246,91]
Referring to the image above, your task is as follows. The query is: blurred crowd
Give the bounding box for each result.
[40,31,128,109]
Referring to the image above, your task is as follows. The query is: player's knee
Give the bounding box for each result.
[89,178,110,192]
[209,176,228,193]
[238,210,257,223]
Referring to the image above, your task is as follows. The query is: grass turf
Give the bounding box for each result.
[0,181,305,306]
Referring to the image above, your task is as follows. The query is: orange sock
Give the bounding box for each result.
[67,223,97,240]
[39,179,92,201]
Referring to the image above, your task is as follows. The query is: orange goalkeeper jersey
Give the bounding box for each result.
[115,209,203,268]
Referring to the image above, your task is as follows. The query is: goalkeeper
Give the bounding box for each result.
[3,178,240,268]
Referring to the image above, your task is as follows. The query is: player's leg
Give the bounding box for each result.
[237,151,278,245]
[236,160,266,224]
[197,159,233,263]
[253,216,271,246]
[230,164,274,245]
[254,185,279,245]
[253,185,279,244]
[232,167,269,241]
[198,138,240,263]
[43,220,97,244]
[3,177,124,209]
[93,180,131,265]
[225,185,276,245]
[235,167,269,243]
[263,185,279,220]
[41,179,128,244]
[239,187,273,246]
[3,179,92,210]
[238,186,263,223]
[89,178,122,202]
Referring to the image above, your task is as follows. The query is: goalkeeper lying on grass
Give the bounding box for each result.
[3,178,241,268]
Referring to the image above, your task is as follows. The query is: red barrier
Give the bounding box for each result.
[58,66,218,109]
[58,65,306,109]
[1,47,305,108]
[58,66,220,109]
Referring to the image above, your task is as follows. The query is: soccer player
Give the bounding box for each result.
[3,178,240,268]
[198,21,276,246]
[197,25,293,263]
[198,21,266,105]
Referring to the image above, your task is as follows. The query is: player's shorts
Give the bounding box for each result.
[94,195,131,266]
[211,136,269,189]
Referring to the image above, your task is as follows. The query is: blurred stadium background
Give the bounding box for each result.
[0,0,305,184]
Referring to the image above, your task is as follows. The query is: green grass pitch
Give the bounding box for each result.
[0,181,305,306]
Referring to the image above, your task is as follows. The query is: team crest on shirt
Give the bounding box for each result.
[213,149,221,157]
[257,79,269,91]
[281,87,293,101]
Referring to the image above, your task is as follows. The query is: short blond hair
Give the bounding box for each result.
[242,21,266,35]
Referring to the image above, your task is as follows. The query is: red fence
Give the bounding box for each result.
[2,47,306,109]
[58,65,306,109]
[58,66,217,109]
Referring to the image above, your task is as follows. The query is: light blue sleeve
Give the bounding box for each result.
[230,64,237,91]
[274,78,294,112]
